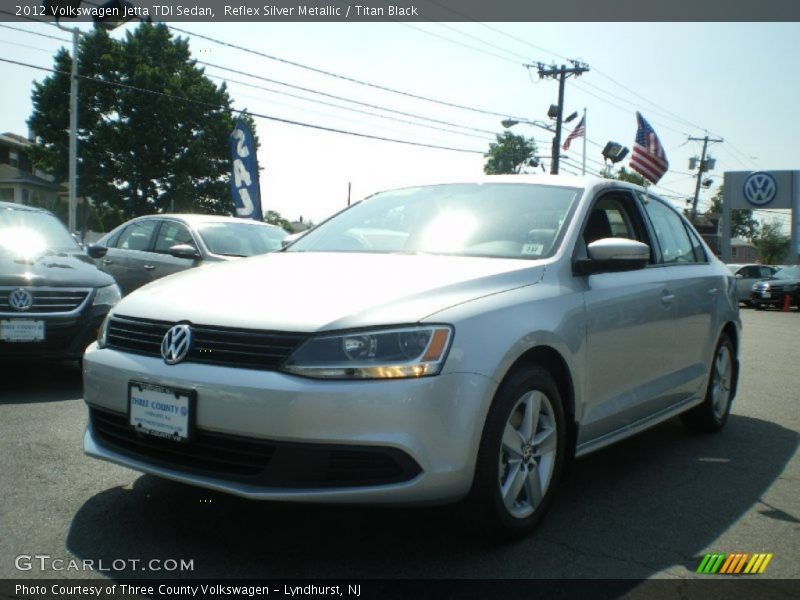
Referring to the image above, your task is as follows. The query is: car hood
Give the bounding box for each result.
[0,251,115,288]
[757,276,800,287]
[113,252,545,331]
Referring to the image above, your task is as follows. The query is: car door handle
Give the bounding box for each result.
[708,288,719,295]
[143,264,155,271]
[102,259,113,265]
[661,292,676,305]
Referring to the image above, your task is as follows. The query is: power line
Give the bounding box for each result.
[5,22,502,141]
[206,72,494,142]
[168,25,527,120]
[412,6,714,138]
[0,23,71,43]
[0,56,487,155]
[197,60,499,137]
[0,39,56,54]
[392,21,524,65]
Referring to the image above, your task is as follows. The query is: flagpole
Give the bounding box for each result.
[581,108,587,175]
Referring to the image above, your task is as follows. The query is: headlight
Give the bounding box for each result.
[281,325,453,380]
[97,314,111,349]
[93,284,121,307]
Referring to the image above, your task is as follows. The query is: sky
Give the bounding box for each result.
[0,20,799,229]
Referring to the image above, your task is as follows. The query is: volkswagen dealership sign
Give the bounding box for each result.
[721,170,800,263]
[724,170,796,210]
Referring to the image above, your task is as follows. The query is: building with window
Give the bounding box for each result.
[0,132,60,208]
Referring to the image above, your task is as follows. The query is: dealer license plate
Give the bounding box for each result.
[760,292,772,298]
[129,382,193,441]
[0,320,45,342]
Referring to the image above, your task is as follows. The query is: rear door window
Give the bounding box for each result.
[115,220,157,252]
[154,221,196,253]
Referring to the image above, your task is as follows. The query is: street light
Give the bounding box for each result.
[602,141,629,164]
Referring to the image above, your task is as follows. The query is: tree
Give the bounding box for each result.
[754,220,790,265]
[28,23,248,222]
[484,132,537,175]
[708,186,759,240]
[603,166,647,186]
[263,210,292,232]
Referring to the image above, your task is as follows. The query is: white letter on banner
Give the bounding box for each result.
[233,128,250,158]
[232,159,252,188]
[236,187,254,216]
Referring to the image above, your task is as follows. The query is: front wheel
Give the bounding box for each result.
[465,364,566,540]
[681,333,736,433]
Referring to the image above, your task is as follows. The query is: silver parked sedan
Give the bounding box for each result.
[83,176,740,539]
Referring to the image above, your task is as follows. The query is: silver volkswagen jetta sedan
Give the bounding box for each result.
[83,176,740,539]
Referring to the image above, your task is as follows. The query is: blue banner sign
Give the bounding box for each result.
[229,120,262,220]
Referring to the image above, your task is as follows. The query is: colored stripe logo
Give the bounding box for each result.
[697,553,773,574]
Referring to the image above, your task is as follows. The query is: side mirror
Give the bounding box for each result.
[574,238,650,275]
[735,273,744,279]
[86,244,108,259]
[168,244,201,260]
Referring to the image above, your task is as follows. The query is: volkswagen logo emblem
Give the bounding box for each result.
[161,324,192,365]
[743,172,778,207]
[8,288,33,311]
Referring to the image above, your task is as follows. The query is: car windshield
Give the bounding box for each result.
[286,183,581,259]
[773,266,800,279]
[0,207,80,258]
[196,222,287,257]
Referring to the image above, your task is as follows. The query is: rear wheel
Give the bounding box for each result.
[465,365,566,540]
[681,334,735,432]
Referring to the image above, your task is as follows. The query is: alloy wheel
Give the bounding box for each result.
[498,390,558,519]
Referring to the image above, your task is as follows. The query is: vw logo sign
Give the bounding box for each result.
[9,288,33,311]
[742,172,778,207]
[161,324,192,365]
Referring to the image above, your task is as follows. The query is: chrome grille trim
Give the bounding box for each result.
[106,314,309,370]
[0,286,93,316]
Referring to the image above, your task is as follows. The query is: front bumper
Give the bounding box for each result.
[0,305,108,359]
[750,290,798,307]
[82,345,497,505]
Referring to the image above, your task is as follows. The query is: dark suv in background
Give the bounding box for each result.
[0,202,120,360]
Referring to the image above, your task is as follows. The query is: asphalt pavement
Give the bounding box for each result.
[1,309,798,587]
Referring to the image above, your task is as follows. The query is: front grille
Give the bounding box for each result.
[0,287,91,314]
[107,314,309,370]
[91,407,275,477]
[90,407,422,487]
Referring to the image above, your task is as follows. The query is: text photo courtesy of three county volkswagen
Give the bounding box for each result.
[0,2,799,589]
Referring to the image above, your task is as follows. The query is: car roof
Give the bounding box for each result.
[366,174,653,198]
[133,213,285,229]
[0,201,51,214]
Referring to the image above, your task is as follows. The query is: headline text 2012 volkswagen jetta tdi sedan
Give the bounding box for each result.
[83,176,740,538]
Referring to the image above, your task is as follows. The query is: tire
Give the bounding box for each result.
[465,364,566,540]
[681,334,736,433]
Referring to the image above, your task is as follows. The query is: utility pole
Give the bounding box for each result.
[689,135,723,224]
[52,21,81,234]
[530,61,589,175]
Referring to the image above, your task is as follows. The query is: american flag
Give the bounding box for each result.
[630,112,669,184]
[561,116,585,151]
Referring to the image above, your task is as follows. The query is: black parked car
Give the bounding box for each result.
[750,265,800,310]
[0,201,120,360]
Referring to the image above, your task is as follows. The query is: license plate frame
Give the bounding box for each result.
[128,381,196,442]
[0,319,45,342]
